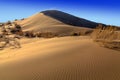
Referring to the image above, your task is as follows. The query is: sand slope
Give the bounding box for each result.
[41,10,99,28]
[0,36,120,80]
[16,12,92,35]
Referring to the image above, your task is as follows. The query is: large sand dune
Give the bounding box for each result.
[15,11,92,35]
[41,10,99,28]
[0,36,120,80]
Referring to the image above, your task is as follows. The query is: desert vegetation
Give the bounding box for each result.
[71,30,92,36]
[0,22,22,49]
[23,29,92,38]
[91,24,120,49]
[23,31,57,38]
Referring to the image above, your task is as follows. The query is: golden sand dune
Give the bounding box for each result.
[16,11,92,35]
[0,36,120,80]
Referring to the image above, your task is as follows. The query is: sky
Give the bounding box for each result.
[0,0,120,26]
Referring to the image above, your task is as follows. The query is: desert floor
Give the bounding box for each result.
[0,36,120,80]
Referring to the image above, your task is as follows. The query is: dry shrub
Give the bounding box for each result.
[23,31,36,38]
[35,32,41,37]
[23,31,57,38]
[40,32,57,38]
[14,19,18,21]
[84,30,93,35]
[21,18,25,20]
[72,32,80,36]
[6,21,12,25]
[91,24,120,49]
[71,30,93,36]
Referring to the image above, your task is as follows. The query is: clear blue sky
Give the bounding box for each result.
[0,0,120,26]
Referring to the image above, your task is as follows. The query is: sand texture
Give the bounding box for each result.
[15,12,92,35]
[0,36,120,80]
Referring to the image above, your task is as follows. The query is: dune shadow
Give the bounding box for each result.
[41,10,99,28]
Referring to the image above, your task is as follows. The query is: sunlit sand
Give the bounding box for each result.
[0,36,120,80]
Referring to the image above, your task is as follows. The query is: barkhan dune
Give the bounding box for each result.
[0,36,120,80]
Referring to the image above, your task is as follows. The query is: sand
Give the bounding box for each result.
[15,13,92,35]
[0,36,120,80]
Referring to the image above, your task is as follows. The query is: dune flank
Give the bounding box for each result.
[0,36,120,80]
[15,11,92,35]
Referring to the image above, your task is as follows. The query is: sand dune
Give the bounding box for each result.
[0,36,120,80]
[15,11,92,35]
[41,10,99,28]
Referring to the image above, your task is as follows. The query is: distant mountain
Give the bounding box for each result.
[41,10,100,28]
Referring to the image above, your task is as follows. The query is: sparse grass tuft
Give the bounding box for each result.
[91,24,120,49]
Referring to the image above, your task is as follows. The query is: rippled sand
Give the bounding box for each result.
[0,36,120,80]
